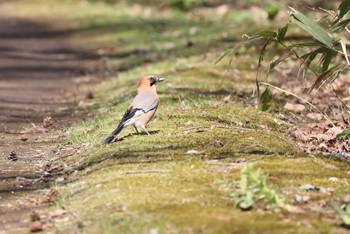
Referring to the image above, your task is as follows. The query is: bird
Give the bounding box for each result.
[103,75,165,144]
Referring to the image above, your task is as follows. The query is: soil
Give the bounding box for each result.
[0,15,101,233]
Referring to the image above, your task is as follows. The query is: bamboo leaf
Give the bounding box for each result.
[336,128,350,139]
[289,42,322,48]
[300,48,327,81]
[259,86,272,111]
[331,17,350,32]
[215,48,233,64]
[321,50,337,73]
[256,39,271,98]
[277,23,289,41]
[308,65,341,93]
[337,0,350,21]
[248,30,277,40]
[289,7,333,47]
[267,57,283,76]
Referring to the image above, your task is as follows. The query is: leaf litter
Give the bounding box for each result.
[269,64,350,159]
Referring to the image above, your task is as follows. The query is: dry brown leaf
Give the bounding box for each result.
[326,126,343,138]
[29,221,43,233]
[284,103,305,113]
[306,113,323,121]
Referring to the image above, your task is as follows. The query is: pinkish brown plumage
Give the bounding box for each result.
[103,75,165,144]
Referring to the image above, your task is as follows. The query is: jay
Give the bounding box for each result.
[103,75,165,144]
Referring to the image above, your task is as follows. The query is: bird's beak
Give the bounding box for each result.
[157,77,165,82]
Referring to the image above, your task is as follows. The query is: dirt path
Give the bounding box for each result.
[0,15,101,233]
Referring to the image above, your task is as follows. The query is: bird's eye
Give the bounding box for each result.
[149,76,157,86]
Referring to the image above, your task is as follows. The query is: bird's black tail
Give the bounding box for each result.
[103,124,125,144]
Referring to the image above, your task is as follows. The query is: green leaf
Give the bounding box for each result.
[215,48,233,64]
[321,50,337,73]
[277,23,289,41]
[255,39,271,98]
[241,171,248,193]
[337,0,350,21]
[267,57,282,77]
[300,47,327,81]
[308,65,342,93]
[332,202,350,226]
[289,42,322,48]
[259,86,272,111]
[332,17,350,32]
[346,203,350,214]
[249,30,277,40]
[336,128,350,139]
[289,7,333,48]
[238,191,254,210]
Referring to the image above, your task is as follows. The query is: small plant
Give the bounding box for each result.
[168,0,205,11]
[336,128,350,139]
[330,202,350,227]
[217,0,350,113]
[235,164,286,212]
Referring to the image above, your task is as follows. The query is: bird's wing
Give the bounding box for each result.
[131,93,159,110]
[119,93,159,126]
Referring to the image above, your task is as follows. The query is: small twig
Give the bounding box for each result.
[260,82,335,126]
[121,169,172,175]
[0,130,22,134]
[341,41,350,66]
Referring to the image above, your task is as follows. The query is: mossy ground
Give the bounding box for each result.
[8,0,350,233]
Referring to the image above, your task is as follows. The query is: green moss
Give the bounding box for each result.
[11,1,350,233]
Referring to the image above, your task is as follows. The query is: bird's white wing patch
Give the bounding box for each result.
[123,109,145,126]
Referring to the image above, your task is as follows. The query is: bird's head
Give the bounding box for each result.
[139,75,165,87]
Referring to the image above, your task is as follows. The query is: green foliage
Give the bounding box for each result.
[289,7,333,48]
[235,164,286,212]
[336,128,350,139]
[265,4,279,21]
[259,86,272,111]
[331,202,350,226]
[168,0,205,11]
[218,0,350,109]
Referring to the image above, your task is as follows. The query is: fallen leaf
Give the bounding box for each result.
[327,126,343,138]
[343,194,350,202]
[29,221,43,232]
[30,211,41,222]
[286,205,306,214]
[50,209,68,218]
[306,113,323,121]
[45,189,61,203]
[223,95,231,103]
[294,194,310,203]
[43,116,54,128]
[284,103,305,113]
[185,150,201,155]
[328,177,339,182]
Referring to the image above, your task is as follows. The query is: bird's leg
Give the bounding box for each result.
[133,125,139,134]
[141,126,151,136]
